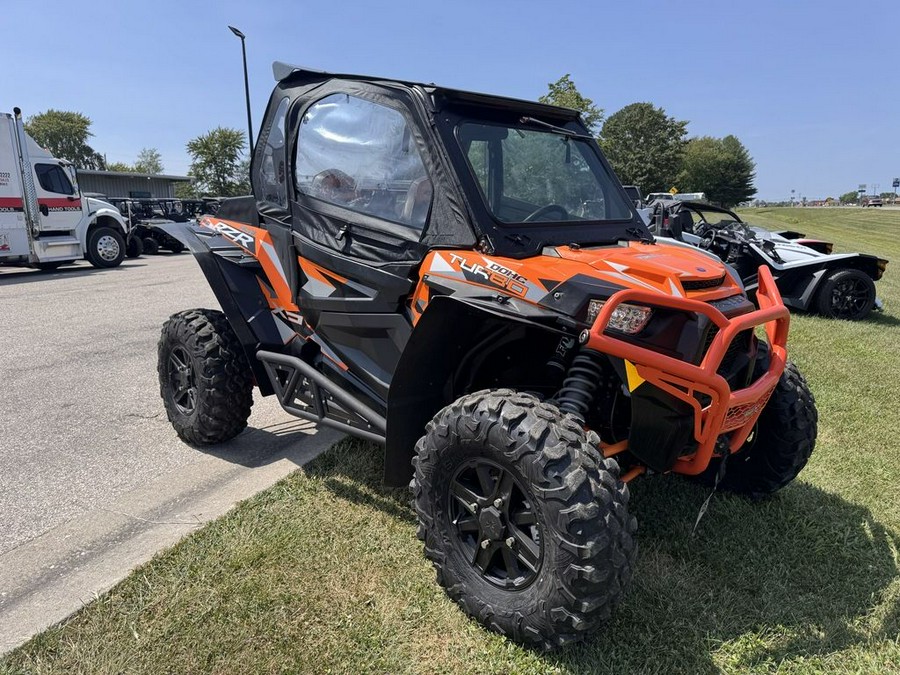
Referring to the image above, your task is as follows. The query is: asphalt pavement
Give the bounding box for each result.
[0,254,339,653]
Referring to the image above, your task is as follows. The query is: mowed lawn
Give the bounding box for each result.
[3,208,899,674]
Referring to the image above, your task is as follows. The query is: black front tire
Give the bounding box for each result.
[816,268,876,321]
[158,309,254,445]
[698,347,817,497]
[86,227,125,268]
[413,389,637,649]
[167,239,185,253]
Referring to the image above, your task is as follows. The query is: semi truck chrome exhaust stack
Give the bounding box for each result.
[12,107,42,240]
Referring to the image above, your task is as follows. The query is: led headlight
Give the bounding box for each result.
[587,299,652,334]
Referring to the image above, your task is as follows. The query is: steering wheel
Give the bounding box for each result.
[523,204,568,222]
[695,224,717,250]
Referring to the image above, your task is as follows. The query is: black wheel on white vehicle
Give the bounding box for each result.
[86,226,125,268]
[816,268,876,321]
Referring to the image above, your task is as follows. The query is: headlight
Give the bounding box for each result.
[587,299,653,334]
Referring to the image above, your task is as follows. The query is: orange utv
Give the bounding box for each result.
[157,63,817,649]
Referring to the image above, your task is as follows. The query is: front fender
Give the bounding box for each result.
[383,295,564,487]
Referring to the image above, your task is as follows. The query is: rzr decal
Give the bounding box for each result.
[201,218,257,254]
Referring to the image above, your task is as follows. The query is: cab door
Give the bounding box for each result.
[32,162,84,231]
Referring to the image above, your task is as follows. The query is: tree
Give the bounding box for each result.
[24,110,105,169]
[839,191,858,204]
[106,161,134,173]
[133,147,164,174]
[599,103,688,192]
[539,74,604,135]
[185,128,249,197]
[677,135,756,208]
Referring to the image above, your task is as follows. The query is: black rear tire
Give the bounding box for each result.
[697,344,817,497]
[167,240,185,253]
[86,226,125,268]
[142,237,160,255]
[816,268,876,321]
[158,309,254,445]
[126,235,144,259]
[412,389,637,649]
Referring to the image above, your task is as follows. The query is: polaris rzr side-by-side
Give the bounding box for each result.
[157,63,818,649]
[648,199,888,321]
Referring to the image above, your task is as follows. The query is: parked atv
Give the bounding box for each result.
[648,199,888,320]
[156,63,818,649]
[109,198,187,255]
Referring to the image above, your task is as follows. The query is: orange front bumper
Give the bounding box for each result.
[586,266,789,476]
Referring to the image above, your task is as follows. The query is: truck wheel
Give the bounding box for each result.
[86,227,125,268]
[142,237,160,255]
[167,240,185,254]
[697,344,817,497]
[816,268,876,320]
[412,389,637,649]
[158,309,254,445]
[126,235,144,259]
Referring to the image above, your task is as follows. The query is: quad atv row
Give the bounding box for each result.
[648,199,888,321]
[156,63,818,649]
[109,198,194,256]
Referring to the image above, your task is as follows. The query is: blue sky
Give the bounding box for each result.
[2,0,896,200]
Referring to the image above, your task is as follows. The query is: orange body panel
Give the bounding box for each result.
[413,241,742,322]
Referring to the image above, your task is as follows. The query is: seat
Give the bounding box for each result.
[400,176,433,227]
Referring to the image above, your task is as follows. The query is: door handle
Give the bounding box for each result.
[39,204,49,216]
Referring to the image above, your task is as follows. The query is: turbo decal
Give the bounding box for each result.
[428,252,553,302]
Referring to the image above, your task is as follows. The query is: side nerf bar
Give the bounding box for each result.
[586,265,790,476]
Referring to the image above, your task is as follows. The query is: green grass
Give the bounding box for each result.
[4,207,900,674]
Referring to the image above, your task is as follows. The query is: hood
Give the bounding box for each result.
[87,196,118,212]
[418,240,746,325]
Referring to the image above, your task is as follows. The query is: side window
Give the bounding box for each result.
[35,164,75,195]
[257,96,289,207]
[295,93,432,229]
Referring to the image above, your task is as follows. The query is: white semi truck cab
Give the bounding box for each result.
[1,108,131,270]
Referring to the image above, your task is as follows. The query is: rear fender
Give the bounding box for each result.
[384,295,565,487]
[161,222,285,395]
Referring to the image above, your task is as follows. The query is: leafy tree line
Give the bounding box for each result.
[539,75,756,208]
[23,109,249,197]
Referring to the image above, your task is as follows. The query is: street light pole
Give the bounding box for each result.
[228,25,254,155]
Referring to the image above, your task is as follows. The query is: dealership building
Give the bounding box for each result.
[75,170,191,199]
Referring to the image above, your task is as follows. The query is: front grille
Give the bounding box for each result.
[702,327,752,376]
[682,274,726,291]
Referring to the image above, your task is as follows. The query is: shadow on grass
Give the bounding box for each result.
[303,439,900,673]
[868,310,900,328]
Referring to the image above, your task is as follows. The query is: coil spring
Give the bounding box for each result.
[556,349,604,421]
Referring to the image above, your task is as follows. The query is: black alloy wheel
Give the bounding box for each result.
[825,271,875,320]
[167,345,197,415]
[448,458,542,590]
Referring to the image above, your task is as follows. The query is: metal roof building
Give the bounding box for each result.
[75,170,191,199]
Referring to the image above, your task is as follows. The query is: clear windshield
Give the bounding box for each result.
[457,122,633,224]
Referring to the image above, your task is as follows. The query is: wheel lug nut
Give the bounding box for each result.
[493,499,502,509]
[480,539,490,549]
[505,537,516,548]
[470,503,478,512]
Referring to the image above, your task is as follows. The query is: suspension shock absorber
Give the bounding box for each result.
[556,348,605,422]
